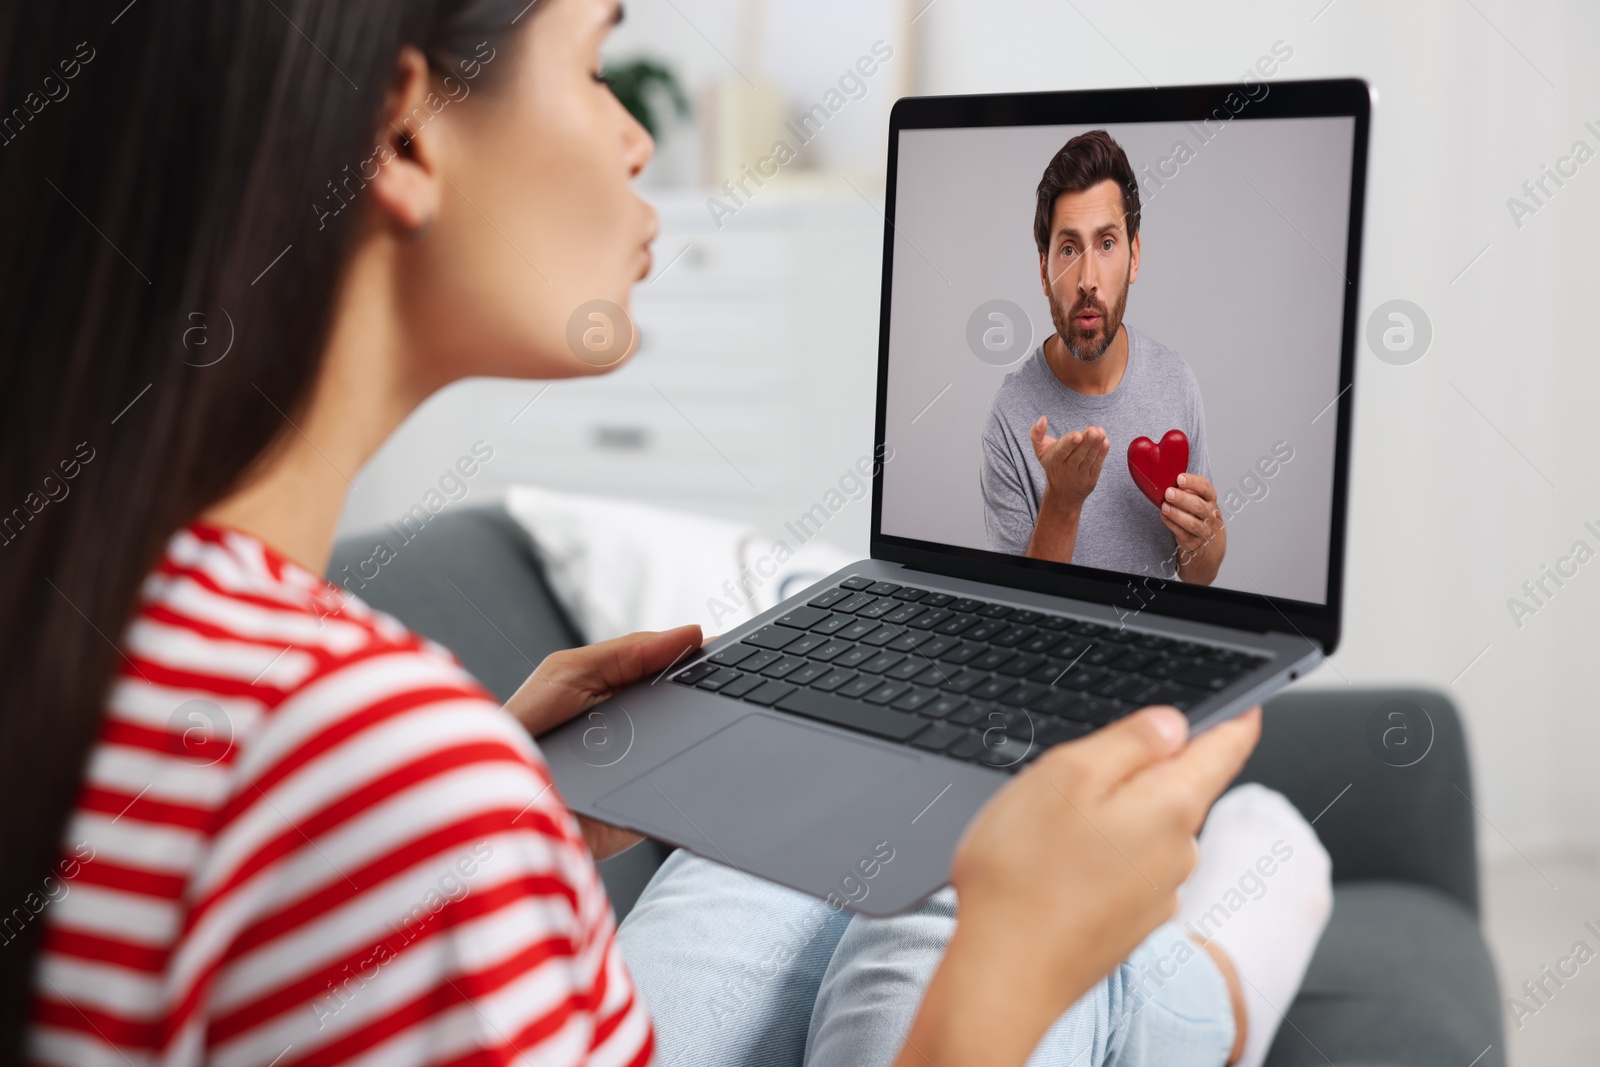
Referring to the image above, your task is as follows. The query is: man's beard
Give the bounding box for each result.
[1047,269,1130,363]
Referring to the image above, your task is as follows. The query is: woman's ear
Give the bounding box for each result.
[367,45,445,235]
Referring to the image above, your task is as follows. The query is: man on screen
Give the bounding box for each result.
[980,130,1227,584]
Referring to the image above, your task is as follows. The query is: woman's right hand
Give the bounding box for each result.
[897,704,1262,1066]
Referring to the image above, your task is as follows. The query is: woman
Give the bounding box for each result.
[0,2,1325,1065]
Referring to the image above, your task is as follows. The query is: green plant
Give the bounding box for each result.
[603,58,689,139]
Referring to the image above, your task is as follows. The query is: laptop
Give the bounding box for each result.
[542,78,1370,916]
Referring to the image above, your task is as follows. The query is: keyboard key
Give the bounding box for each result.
[1026,659,1070,686]
[938,669,987,694]
[1008,610,1042,625]
[1091,672,1143,699]
[925,696,969,719]
[741,649,782,673]
[886,659,927,681]
[744,680,796,706]
[1103,628,1139,643]
[862,681,911,705]
[921,593,955,608]
[939,641,985,665]
[883,603,926,625]
[1137,633,1173,651]
[777,605,831,630]
[891,687,939,712]
[934,614,980,636]
[762,656,808,678]
[998,682,1049,707]
[811,668,858,692]
[838,592,876,613]
[907,609,952,630]
[972,649,1016,672]
[949,701,995,726]
[947,732,988,760]
[1038,719,1093,746]
[884,630,933,653]
[909,663,953,687]
[1072,621,1108,637]
[720,673,766,698]
[1058,667,1108,690]
[837,619,883,642]
[977,603,1013,619]
[996,653,1045,678]
[860,652,905,675]
[910,721,967,751]
[745,625,802,651]
[1126,679,1164,704]
[808,639,853,662]
[861,625,906,647]
[1175,665,1240,690]
[968,620,1008,642]
[892,587,927,601]
[696,668,743,691]
[1082,644,1123,667]
[776,690,926,741]
[867,581,902,595]
[977,736,1033,768]
[1028,691,1078,717]
[1019,632,1072,655]
[834,647,875,669]
[1035,615,1075,631]
[1148,682,1210,711]
[972,677,1014,701]
[949,598,984,614]
[1172,641,1210,658]
[673,662,720,685]
[786,662,828,686]
[810,614,854,636]
[708,645,758,667]
[1110,649,1158,673]
[840,576,874,591]
[857,597,901,619]
[1141,657,1191,681]
[915,636,959,658]
[809,587,853,609]
[782,633,827,657]
[838,675,879,699]
[991,625,1038,647]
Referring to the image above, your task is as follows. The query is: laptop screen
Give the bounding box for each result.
[875,96,1361,616]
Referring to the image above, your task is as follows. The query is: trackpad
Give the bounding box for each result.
[596,713,917,871]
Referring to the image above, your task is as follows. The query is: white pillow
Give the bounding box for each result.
[504,486,855,643]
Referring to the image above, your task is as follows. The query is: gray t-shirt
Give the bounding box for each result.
[980,323,1212,578]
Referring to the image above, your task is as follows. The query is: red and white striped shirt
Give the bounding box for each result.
[29,523,652,1067]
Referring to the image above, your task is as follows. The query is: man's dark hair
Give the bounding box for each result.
[1033,130,1141,255]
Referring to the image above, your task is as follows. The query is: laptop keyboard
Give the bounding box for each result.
[669,577,1270,773]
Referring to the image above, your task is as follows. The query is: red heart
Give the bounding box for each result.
[1127,429,1190,507]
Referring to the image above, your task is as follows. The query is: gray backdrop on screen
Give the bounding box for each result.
[878,116,1354,605]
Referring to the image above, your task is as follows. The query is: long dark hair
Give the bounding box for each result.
[0,1,529,1057]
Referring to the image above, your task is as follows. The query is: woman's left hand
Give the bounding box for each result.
[504,624,703,860]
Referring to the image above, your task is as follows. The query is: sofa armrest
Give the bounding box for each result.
[1244,686,1480,916]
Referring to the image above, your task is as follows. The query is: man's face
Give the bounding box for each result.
[1038,178,1141,363]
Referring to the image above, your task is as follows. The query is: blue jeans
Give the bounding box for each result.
[618,850,1234,1067]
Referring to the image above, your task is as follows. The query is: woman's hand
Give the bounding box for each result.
[504,624,702,861]
[898,704,1262,1066]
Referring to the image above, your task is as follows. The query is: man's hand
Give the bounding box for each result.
[1161,472,1226,584]
[504,624,702,860]
[1030,416,1110,511]
[1024,417,1110,564]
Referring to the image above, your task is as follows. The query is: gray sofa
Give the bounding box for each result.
[331,506,1504,1066]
